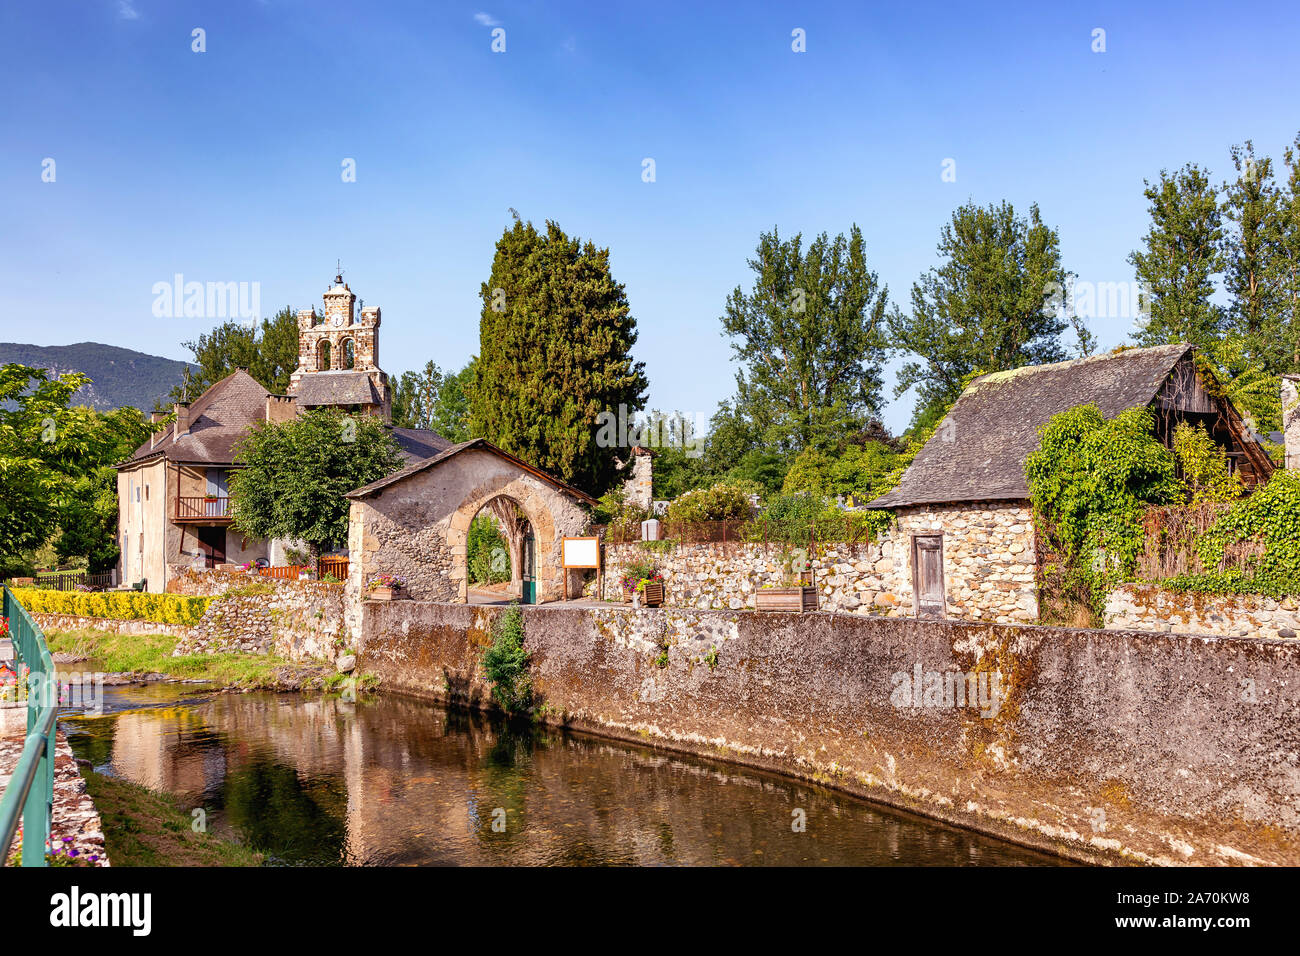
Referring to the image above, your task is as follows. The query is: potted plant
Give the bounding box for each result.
[365,573,408,601]
[619,557,658,603]
[755,569,818,612]
[637,570,665,607]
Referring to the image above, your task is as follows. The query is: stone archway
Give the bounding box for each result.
[448,478,560,603]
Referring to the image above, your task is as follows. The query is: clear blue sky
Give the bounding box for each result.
[2,0,1298,433]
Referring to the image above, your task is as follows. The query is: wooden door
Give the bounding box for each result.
[196,526,226,568]
[912,535,945,618]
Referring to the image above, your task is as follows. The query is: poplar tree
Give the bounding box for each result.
[1128,164,1224,350]
[888,201,1083,430]
[470,219,648,494]
[721,225,889,453]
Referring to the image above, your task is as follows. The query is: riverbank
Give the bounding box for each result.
[46,628,358,692]
[81,770,263,866]
[360,601,1300,867]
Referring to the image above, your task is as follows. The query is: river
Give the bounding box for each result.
[60,677,1063,866]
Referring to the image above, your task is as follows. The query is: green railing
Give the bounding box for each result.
[0,586,57,867]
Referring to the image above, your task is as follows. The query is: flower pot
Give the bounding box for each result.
[641,581,664,607]
[368,585,407,602]
[755,586,818,613]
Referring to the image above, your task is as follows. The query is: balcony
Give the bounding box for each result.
[175,496,232,522]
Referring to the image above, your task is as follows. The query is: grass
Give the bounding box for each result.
[45,628,329,690]
[82,770,263,867]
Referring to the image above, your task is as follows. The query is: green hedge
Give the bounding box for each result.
[10,588,213,627]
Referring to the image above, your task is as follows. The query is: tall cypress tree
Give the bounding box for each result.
[1128,164,1224,350]
[470,219,648,494]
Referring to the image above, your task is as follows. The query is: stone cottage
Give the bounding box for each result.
[867,343,1276,622]
[116,275,449,592]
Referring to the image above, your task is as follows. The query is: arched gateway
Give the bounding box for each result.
[343,439,596,613]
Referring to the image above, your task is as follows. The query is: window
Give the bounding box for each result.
[145,484,150,501]
[341,338,356,369]
[317,339,332,371]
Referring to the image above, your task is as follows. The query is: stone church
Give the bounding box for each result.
[115,274,451,592]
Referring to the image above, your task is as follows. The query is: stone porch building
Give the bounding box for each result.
[867,343,1276,622]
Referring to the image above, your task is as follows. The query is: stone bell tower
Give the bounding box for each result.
[286,271,391,421]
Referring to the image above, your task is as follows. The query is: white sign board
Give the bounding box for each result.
[562,537,600,568]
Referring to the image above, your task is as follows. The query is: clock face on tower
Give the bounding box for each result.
[332,313,344,327]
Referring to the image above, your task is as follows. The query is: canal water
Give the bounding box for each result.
[60,677,1063,866]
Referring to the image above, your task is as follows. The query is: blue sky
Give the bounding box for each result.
[2,0,1298,434]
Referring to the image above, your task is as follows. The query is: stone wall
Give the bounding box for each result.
[602,501,1037,624]
[1105,584,1300,640]
[360,601,1300,866]
[168,569,347,662]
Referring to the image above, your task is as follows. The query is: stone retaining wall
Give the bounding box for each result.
[360,600,1300,866]
[33,569,348,663]
[1105,584,1300,640]
[169,569,347,662]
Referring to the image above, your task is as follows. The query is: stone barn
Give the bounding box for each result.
[867,343,1275,622]
[343,439,596,632]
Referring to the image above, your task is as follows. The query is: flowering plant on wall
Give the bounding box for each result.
[365,573,406,592]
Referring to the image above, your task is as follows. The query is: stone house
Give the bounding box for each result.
[866,343,1276,622]
[116,276,449,592]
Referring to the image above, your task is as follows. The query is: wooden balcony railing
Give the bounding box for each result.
[176,496,232,521]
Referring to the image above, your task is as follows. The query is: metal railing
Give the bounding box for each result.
[0,586,57,867]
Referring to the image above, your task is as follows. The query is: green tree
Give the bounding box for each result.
[889,201,1084,428]
[164,307,300,406]
[472,219,648,493]
[1221,142,1283,361]
[1277,133,1300,372]
[0,366,152,572]
[392,358,476,441]
[1129,164,1224,350]
[721,225,888,453]
[230,408,405,554]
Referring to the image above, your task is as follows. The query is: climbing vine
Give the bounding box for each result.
[1025,405,1182,620]
[1167,470,1300,596]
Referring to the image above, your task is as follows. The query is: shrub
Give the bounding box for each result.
[664,481,757,524]
[10,588,212,627]
[481,605,531,714]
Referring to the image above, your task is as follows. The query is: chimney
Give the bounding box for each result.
[266,394,298,424]
[1284,375,1300,470]
[173,403,190,441]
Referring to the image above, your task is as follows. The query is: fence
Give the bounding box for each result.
[1136,502,1258,580]
[0,586,58,867]
[32,570,115,592]
[597,512,888,551]
[256,557,349,582]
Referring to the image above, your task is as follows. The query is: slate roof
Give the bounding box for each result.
[121,369,451,469]
[345,437,599,505]
[122,369,271,466]
[392,427,454,463]
[868,344,1199,510]
[292,371,381,406]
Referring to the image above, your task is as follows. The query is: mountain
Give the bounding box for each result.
[0,342,193,412]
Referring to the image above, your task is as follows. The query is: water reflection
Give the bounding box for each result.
[61,682,1062,867]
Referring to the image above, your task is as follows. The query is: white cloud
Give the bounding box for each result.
[473,12,500,27]
[116,0,140,20]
